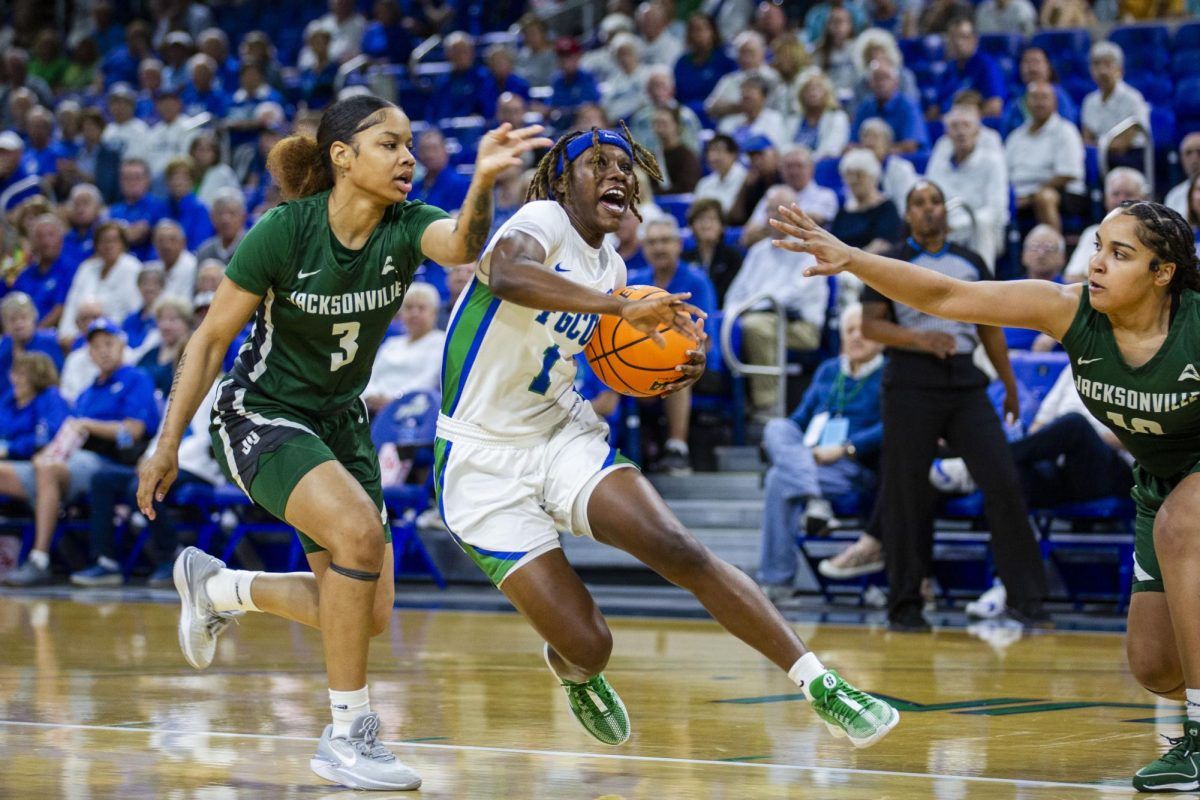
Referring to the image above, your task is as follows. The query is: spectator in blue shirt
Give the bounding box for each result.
[1000,47,1079,134]
[109,158,169,261]
[298,23,340,111]
[410,130,471,213]
[23,107,63,177]
[61,183,103,274]
[3,318,160,587]
[362,0,415,64]
[164,158,216,250]
[757,304,885,602]
[101,20,154,88]
[574,352,620,422]
[932,17,1007,118]
[428,32,489,122]
[851,61,927,153]
[75,111,121,205]
[225,63,286,151]
[180,54,231,118]
[122,269,166,352]
[626,216,716,475]
[0,352,70,463]
[13,215,75,329]
[0,293,65,396]
[0,132,44,215]
[480,44,531,123]
[674,12,738,116]
[549,37,601,117]
[198,29,241,94]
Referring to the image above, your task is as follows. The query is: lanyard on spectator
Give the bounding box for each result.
[830,371,867,417]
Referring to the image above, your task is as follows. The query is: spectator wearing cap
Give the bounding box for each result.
[428,32,489,122]
[480,44,531,122]
[135,58,166,121]
[1004,80,1086,233]
[410,130,471,214]
[161,31,195,92]
[164,159,215,250]
[62,184,104,274]
[109,158,168,261]
[362,0,415,65]
[717,75,792,153]
[729,136,781,226]
[683,198,744,305]
[704,31,780,122]
[146,219,199,302]
[303,0,367,69]
[851,60,927,153]
[59,221,142,348]
[1081,42,1149,165]
[195,189,248,266]
[0,351,70,587]
[693,134,747,215]
[75,111,121,204]
[742,144,839,247]
[12,216,75,329]
[515,14,557,87]
[145,88,197,180]
[674,12,737,112]
[102,85,150,156]
[0,293,64,395]
[0,131,43,215]
[298,22,340,111]
[180,54,230,119]
[930,17,1006,118]
[122,268,166,354]
[549,37,602,117]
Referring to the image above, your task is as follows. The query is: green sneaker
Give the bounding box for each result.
[1133,722,1200,792]
[808,669,899,748]
[544,645,631,746]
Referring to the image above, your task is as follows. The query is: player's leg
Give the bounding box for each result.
[659,387,692,474]
[0,461,44,586]
[585,467,898,747]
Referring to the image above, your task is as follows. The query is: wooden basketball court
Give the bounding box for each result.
[0,594,1169,798]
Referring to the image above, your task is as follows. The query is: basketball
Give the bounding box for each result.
[585,285,693,398]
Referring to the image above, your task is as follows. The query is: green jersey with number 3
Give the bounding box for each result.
[1063,287,1200,478]
[222,189,448,415]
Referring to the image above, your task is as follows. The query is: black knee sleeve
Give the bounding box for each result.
[329,562,381,581]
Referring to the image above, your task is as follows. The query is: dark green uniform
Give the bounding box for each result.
[210,190,448,552]
[1062,288,1200,591]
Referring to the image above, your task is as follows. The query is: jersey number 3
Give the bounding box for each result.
[330,322,361,372]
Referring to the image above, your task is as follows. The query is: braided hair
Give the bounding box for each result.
[1117,201,1200,294]
[525,121,663,221]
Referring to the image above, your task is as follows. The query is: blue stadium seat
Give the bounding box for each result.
[1152,105,1178,150]
[902,150,929,174]
[979,32,1024,61]
[1109,24,1170,59]
[1126,72,1173,106]
[1031,29,1091,77]
[1063,75,1097,106]
[1175,21,1200,51]
[657,194,693,227]
[1007,351,1069,406]
[926,119,944,143]
[899,35,944,68]
[1171,49,1200,80]
[814,157,842,194]
[1174,77,1200,138]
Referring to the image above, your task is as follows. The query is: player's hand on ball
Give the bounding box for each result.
[475,123,554,180]
[662,317,707,395]
[619,291,706,347]
[770,204,854,275]
[137,447,179,521]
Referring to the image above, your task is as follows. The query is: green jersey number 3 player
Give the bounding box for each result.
[773,200,1200,792]
[136,95,549,791]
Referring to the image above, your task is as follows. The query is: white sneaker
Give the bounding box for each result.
[311,712,422,791]
[929,458,977,494]
[965,580,1007,619]
[173,547,241,670]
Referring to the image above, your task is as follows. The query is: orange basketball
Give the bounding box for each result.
[585,285,693,398]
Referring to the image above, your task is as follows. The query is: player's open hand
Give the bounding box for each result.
[661,317,707,395]
[620,291,705,347]
[137,445,179,521]
[475,123,554,181]
[770,204,854,275]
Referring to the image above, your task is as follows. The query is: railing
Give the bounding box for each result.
[719,292,802,422]
[1097,115,1154,195]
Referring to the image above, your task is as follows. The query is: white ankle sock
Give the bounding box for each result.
[1186,688,1200,725]
[788,652,827,701]
[666,438,689,455]
[330,686,371,738]
[28,550,49,569]
[205,569,261,612]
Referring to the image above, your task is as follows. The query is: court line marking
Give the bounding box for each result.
[0,719,1131,792]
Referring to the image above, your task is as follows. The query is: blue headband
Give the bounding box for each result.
[552,129,634,189]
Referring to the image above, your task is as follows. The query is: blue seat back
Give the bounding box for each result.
[371,391,441,451]
[1007,351,1070,408]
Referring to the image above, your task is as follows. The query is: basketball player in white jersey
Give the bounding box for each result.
[436,126,899,747]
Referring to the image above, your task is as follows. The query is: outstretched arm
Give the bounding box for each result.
[420,123,553,265]
[770,205,1082,341]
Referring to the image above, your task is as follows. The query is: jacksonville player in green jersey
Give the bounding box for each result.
[136,94,549,791]
[772,199,1200,792]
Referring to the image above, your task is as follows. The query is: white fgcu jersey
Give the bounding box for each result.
[438,201,627,441]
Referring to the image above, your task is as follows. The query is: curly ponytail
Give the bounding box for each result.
[267,94,399,200]
[1118,201,1200,294]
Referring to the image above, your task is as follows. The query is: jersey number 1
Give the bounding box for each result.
[330,322,361,372]
[528,345,560,394]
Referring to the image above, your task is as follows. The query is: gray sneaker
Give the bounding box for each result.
[310,713,422,791]
[3,558,52,587]
[173,546,240,670]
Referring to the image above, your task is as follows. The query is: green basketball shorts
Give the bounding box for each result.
[209,378,391,554]
[1130,460,1200,593]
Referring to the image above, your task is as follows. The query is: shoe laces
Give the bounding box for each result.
[351,715,396,762]
[206,611,240,638]
[1158,732,1199,764]
[819,683,878,725]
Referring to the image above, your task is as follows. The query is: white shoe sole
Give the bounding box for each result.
[173,550,209,670]
[818,559,885,579]
[824,706,900,749]
[310,756,422,790]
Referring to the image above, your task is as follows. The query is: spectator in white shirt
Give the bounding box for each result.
[1081,42,1149,159]
[975,0,1038,35]
[101,84,149,155]
[58,221,142,348]
[724,185,829,415]
[635,1,683,69]
[1004,81,1086,233]
[628,67,704,159]
[743,144,839,247]
[704,30,780,121]
[362,283,446,413]
[858,117,918,214]
[58,299,105,401]
[144,87,196,180]
[600,33,651,123]
[1063,167,1149,282]
[1165,133,1200,219]
[300,0,366,68]
[693,134,748,214]
[718,75,793,154]
[146,220,198,301]
[791,69,850,161]
[926,101,1010,267]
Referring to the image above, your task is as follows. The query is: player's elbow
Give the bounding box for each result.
[487,264,520,301]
